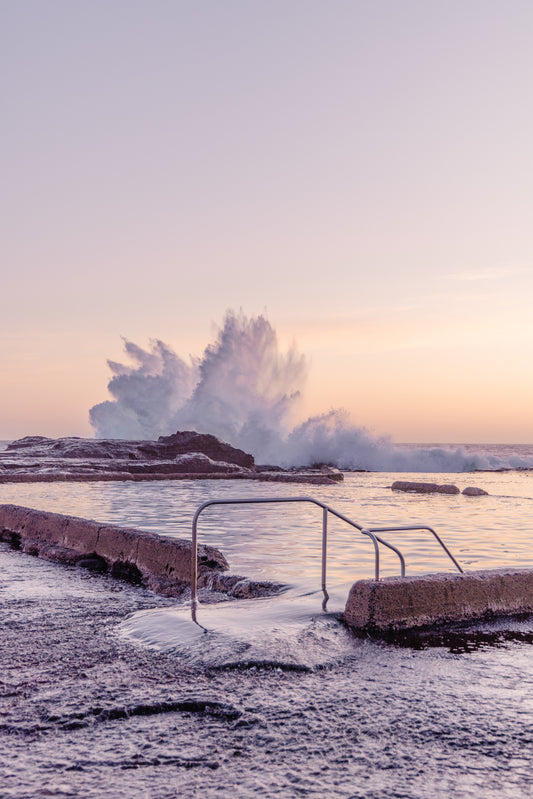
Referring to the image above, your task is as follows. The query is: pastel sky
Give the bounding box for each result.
[2,0,532,443]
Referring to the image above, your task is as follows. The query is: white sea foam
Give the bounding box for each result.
[89,311,533,472]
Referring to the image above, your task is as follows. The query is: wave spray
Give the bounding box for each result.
[89,311,529,472]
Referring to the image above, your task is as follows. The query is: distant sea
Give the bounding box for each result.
[396,442,533,462]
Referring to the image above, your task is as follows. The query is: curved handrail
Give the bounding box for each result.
[365,524,464,574]
[323,505,406,575]
[191,496,406,607]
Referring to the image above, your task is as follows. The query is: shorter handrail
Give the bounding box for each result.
[365,525,464,574]
[190,496,406,607]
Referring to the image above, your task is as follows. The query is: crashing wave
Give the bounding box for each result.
[90,311,532,472]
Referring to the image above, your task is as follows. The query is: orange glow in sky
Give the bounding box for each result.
[2,2,532,444]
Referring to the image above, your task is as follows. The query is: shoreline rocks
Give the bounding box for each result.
[391,481,488,496]
[5,431,254,467]
[462,486,489,496]
[0,432,343,486]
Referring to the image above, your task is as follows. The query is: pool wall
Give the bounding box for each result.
[0,503,229,597]
[344,569,533,632]
[4,504,532,627]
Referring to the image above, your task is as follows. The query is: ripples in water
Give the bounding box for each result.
[1,469,532,661]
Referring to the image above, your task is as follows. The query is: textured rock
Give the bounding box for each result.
[0,433,343,485]
[392,481,488,497]
[171,453,247,473]
[436,484,461,494]
[344,568,533,632]
[391,481,460,494]
[5,431,254,468]
[319,465,344,482]
[392,481,439,493]
[156,431,254,468]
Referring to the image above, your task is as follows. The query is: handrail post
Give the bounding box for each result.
[321,507,329,608]
[322,506,328,593]
[191,505,202,608]
[360,528,380,581]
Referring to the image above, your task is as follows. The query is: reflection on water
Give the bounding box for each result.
[1,471,532,612]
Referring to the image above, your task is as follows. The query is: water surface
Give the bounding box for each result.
[1,468,531,611]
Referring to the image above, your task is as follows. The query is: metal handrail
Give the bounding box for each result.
[365,524,464,574]
[191,496,407,607]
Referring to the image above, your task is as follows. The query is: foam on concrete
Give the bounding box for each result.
[344,568,533,633]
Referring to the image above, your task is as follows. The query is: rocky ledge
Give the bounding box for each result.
[0,432,343,485]
[391,481,488,496]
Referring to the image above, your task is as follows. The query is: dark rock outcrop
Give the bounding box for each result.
[6,431,254,468]
[156,431,254,468]
[0,432,343,485]
[391,481,488,496]
[391,481,460,494]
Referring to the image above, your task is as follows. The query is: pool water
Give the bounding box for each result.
[1,470,531,612]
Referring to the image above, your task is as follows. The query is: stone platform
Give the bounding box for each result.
[343,568,533,633]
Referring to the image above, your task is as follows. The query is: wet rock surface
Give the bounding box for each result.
[391,481,460,494]
[462,486,489,496]
[1,543,533,798]
[0,433,341,485]
[391,480,488,495]
[5,432,255,468]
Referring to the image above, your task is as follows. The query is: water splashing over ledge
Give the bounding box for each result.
[89,311,533,472]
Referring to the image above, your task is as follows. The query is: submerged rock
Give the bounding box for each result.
[437,484,461,494]
[391,481,460,494]
[391,481,488,497]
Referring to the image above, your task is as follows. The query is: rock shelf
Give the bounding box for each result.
[0,432,342,486]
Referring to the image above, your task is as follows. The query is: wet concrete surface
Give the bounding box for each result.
[2,542,533,798]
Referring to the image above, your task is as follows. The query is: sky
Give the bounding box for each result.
[2,0,532,444]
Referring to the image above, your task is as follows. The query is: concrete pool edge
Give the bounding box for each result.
[3,504,532,631]
[0,503,283,600]
[344,568,533,633]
